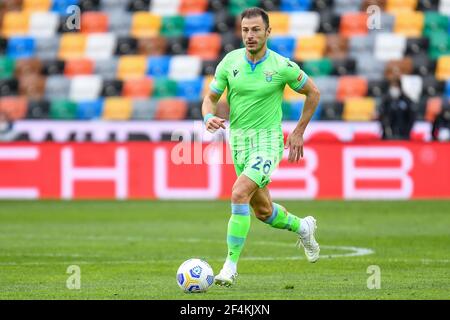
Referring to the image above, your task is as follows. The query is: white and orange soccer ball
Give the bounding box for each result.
[176,258,214,293]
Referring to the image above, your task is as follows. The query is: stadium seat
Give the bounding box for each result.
[64,58,94,77]
[295,34,326,61]
[81,12,109,33]
[7,37,35,59]
[318,10,340,34]
[79,0,100,11]
[137,36,167,56]
[85,33,116,60]
[412,53,436,77]
[384,57,414,82]
[429,32,450,60]
[150,0,181,16]
[27,99,50,119]
[127,0,151,11]
[0,38,6,55]
[58,33,87,60]
[325,34,348,59]
[50,99,77,119]
[368,79,389,97]
[29,12,59,38]
[69,75,102,102]
[302,58,333,76]
[0,96,27,120]
[406,37,429,55]
[122,78,153,97]
[42,59,65,76]
[45,75,71,99]
[18,74,46,99]
[101,79,123,97]
[201,60,218,76]
[332,58,356,76]
[336,76,368,102]
[268,12,290,36]
[340,13,369,37]
[160,16,185,37]
[422,75,445,96]
[168,55,202,80]
[117,55,147,80]
[186,100,203,120]
[386,0,417,13]
[2,11,30,37]
[35,37,60,60]
[368,13,395,34]
[0,0,23,11]
[131,99,157,120]
[188,33,222,60]
[269,36,295,60]
[436,56,450,80]
[439,0,450,15]
[184,13,214,36]
[394,11,424,37]
[348,34,375,58]
[361,0,387,11]
[108,11,132,37]
[152,78,177,98]
[320,101,344,120]
[343,97,376,121]
[115,37,138,55]
[131,12,161,38]
[221,32,242,54]
[228,0,261,16]
[314,76,338,103]
[147,55,171,77]
[166,36,189,55]
[155,98,188,120]
[176,78,204,101]
[103,97,132,120]
[0,79,18,96]
[51,0,80,15]
[100,0,127,12]
[425,97,442,121]
[94,58,118,80]
[0,56,15,79]
[423,12,449,37]
[76,99,103,120]
[214,12,235,33]
[179,0,208,14]
[281,0,311,11]
[374,33,406,61]
[289,11,320,37]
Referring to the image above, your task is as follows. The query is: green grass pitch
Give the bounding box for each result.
[0,200,449,300]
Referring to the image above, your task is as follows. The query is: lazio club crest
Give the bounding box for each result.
[264,71,277,82]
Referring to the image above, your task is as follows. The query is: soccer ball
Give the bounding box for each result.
[176,258,215,293]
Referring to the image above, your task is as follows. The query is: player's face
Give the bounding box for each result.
[241,16,270,55]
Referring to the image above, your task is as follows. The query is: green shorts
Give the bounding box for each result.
[230,130,284,188]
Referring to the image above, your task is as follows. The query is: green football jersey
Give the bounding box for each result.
[210,48,308,132]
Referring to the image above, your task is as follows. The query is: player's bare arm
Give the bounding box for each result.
[201,90,226,133]
[286,78,321,163]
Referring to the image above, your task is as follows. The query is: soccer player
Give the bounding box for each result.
[202,7,321,287]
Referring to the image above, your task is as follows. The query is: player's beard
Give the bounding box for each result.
[247,40,266,55]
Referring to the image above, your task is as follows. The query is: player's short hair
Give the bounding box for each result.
[240,7,270,30]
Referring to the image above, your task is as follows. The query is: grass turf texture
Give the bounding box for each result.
[0,200,449,300]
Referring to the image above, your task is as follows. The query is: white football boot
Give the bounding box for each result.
[297,216,320,263]
[214,268,238,287]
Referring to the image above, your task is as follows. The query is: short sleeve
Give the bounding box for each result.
[209,58,228,95]
[284,60,309,92]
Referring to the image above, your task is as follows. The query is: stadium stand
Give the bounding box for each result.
[0,0,449,124]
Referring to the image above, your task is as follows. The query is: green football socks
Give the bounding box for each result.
[264,202,301,233]
[226,204,251,265]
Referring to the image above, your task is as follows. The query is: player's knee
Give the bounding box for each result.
[252,204,273,221]
[231,188,250,204]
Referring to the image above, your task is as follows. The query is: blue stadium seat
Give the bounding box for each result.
[269,37,295,60]
[147,56,171,77]
[176,78,204,101]
[7,37,35,59]
[290,100,322,120]
[184,13,214,36]
[52,0,80,15]
[444,81,450,98]
[281,0,311,11]
[76,99,104,120]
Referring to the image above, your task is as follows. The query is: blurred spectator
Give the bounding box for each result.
[432,106,450,141]
[379,80,416,140]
